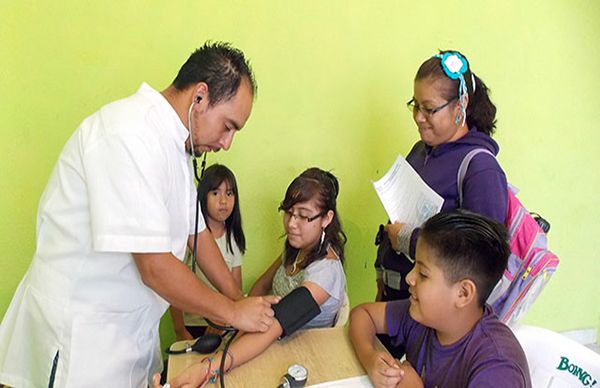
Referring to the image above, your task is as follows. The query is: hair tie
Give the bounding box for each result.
[434,52,469,126]
[471,73,476,94]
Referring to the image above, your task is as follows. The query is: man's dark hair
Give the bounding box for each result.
[172,41,257,106]
[420,209,509,306]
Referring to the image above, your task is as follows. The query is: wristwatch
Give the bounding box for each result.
[279,364,307,388]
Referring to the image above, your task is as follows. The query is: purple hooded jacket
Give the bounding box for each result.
[378,128,508,279]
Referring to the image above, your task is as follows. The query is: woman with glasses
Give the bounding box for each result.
[376,50,507,322]
[154,167,347,387]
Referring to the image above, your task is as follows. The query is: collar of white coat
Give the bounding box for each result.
[136,82,189,150]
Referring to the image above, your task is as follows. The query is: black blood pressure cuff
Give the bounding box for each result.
[273,287,321,338]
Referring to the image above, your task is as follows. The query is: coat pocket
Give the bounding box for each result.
[65,305,152,388]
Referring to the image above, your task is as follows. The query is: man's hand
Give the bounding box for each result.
[397,360,424,388]
[384,222,405,252]
[230,295,280,332]
[365,351,403,388]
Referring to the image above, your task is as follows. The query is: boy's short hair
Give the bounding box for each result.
[420,209,510,306]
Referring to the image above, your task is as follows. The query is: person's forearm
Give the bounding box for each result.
[134,252,235,325]
[167,318,283,386]
[248,276,271,296]
[349,307,379,368]
[223,321,283,371]
[232,266,242,291]
[199,256,243,300]
[169,306,187,335]
[189,232,243,300]
[249,257,280,296]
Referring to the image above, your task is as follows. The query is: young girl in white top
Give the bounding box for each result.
[170,164,246,340]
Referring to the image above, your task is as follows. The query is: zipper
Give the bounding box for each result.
[522,252,559,280]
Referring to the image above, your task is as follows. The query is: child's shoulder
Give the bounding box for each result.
[459,308,531,386]
[305,255,343,274]
[469,306,529,366]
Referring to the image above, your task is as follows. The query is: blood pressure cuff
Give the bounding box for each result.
[273,287,321,338]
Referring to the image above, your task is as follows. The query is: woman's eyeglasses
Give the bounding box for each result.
[406,96,457,117]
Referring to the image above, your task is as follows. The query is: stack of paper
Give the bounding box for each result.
[372,154,444,228]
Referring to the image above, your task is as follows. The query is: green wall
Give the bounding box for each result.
[1,1,599,351]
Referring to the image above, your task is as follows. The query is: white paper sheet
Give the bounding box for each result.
[372,154,444,228]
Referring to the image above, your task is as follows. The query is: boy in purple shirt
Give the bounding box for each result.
[351,210,531,387]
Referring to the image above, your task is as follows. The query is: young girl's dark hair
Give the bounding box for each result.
[415,50,497,136]
[278,167,347,270]
[198,164,246,254]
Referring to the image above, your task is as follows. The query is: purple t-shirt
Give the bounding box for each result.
[386,300,531,387]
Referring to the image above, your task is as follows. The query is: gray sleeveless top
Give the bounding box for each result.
[272,253,346,328]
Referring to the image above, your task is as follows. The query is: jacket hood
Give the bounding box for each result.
[427,127,500,156]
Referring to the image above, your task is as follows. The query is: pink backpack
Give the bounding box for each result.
[458,149,559,327]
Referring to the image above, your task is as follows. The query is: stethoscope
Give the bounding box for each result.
[171,99,238,388]
[187,98,206,276]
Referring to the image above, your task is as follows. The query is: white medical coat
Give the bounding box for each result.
[0,83,204,388]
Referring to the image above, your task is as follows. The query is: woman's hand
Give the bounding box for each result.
[384,222,405,252]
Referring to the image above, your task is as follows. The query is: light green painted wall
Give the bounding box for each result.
[1,1,599,352]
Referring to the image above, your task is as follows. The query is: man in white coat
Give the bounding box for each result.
[0,42,277,388]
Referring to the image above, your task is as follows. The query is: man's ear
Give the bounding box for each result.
[192,82,209,105]
[455,279,477,308]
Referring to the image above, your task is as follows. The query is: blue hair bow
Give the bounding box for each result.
[435,52,469,125]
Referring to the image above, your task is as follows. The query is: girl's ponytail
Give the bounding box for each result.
[466,74,497,136]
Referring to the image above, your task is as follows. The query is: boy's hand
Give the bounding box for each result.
[397,360,424,388]
[366,351,404,387]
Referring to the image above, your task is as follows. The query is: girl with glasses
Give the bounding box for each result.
[252,166,347,328]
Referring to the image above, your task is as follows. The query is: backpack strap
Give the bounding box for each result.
[457,148,496,207]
